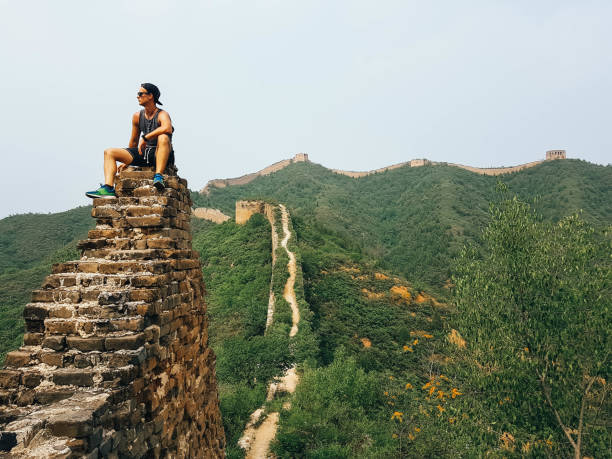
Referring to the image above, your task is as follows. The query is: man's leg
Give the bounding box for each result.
[154,135,171,175]
[104,148,133,187]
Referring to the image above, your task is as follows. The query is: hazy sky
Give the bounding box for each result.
[1,0,610,218]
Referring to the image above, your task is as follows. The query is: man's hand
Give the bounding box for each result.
[138,140,145,156]
[118,163,128,173]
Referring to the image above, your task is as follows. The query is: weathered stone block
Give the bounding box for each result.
[53,369,94,387]
[67,337,105,352]
[105,334,145,351]
[4,352,31,368]
[42,335,65,351]
[0,371,21,389]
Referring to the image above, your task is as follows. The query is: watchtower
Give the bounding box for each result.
[546,150,566,160]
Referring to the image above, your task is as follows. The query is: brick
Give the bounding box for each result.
[53,369,94,387]
[120,170,155,180]
[146,238,175,249]
[88,228,120,239]
[42,335,65,351]
[23,304,49,320]
[105,333,145,351]
[25,319,45,333]
[67,336,105,352]
[78,262,100,273]
[35,388,74,404]
[39,351,63,367]
[131,274,168,287]
[77,238,107,250]
[52,262,79,274]
[128,289,160,302]
[49,305,75,319]
[93,196,118,206]
[48,415,93,438]
[5,351,31,367]
[92,207,121,219]
[22,371,43,388]
[45,319,77,334]
[110,318,144,332]
[0,370,21,388]
[126,216,167,228]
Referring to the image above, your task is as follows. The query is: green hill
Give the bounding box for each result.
[0,158,609,457]
[193,159,611,292]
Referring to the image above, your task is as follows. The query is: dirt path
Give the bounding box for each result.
[239,205,301,458]
[279,204,300,337]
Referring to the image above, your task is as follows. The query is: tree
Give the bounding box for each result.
[453,189,610,458]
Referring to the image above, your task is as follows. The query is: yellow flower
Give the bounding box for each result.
[524,347,529,353]
[437,404,445,413]
[384,391,389,396]
[391,411,403,422]
[436,390,445,399]
[422,381,433,390]
[392,433,398,439]
[423,334,434,339]
[439,374,449,381]
[405,383,413,389]
[414,427,421,432]
[451,388,462,399]
[413,338,419,345]
[408,433,415,440]
[389,375,394,380]
[428,386,437,397]
[449,417,456,424]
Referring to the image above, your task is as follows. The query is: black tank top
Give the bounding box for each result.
[139,109,174,147]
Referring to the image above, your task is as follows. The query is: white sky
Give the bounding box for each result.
[1,0,610,218]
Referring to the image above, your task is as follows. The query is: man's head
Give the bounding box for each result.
[137,83,163,106]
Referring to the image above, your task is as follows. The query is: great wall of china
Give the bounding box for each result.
[200,150,567,194]
[0,169,225,458]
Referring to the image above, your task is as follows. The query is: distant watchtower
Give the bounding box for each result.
[293,153,309,162]
[546,150,566,160]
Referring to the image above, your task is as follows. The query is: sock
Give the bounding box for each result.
[154,173,163,178]
[102,184,114,191]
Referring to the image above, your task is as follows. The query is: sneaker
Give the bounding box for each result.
[153,174,165,191]
[85,184,116,199]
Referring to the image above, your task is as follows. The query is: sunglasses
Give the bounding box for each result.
[137,91,149,97]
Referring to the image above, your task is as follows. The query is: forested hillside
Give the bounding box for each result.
[0,207,93,361]
[193,159,611,292]
[0,158,609,457]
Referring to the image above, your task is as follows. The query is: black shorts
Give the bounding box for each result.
[125,146,175,168]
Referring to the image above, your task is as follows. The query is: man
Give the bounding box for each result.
[86,83,175,198]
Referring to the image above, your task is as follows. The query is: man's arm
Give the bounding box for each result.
[128,112,140,148]
[143,111,173,141]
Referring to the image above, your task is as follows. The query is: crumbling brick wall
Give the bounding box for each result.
[0,169,225,458]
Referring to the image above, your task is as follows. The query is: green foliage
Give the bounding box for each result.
[0,206,92,274]
[272,349,395,458]
[453,188,610,457]
[193,159,611,293]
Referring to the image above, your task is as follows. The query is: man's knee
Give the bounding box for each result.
[158,134,170,146]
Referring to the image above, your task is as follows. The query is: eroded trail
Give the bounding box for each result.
[239,205,300,458]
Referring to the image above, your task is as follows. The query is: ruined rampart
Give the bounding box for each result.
[199,151,566,196]
[0,169,225,458]
[200,154,309,194]
[192,208,231,224]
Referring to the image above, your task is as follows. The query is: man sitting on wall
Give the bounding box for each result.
[86,82,175,198]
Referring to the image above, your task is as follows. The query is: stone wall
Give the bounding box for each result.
[192,208,231,224]
[200,154,309,194]
[0,169,225,458]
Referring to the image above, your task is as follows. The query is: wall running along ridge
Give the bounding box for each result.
[200,151,566,194]
[0,169,225,458]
